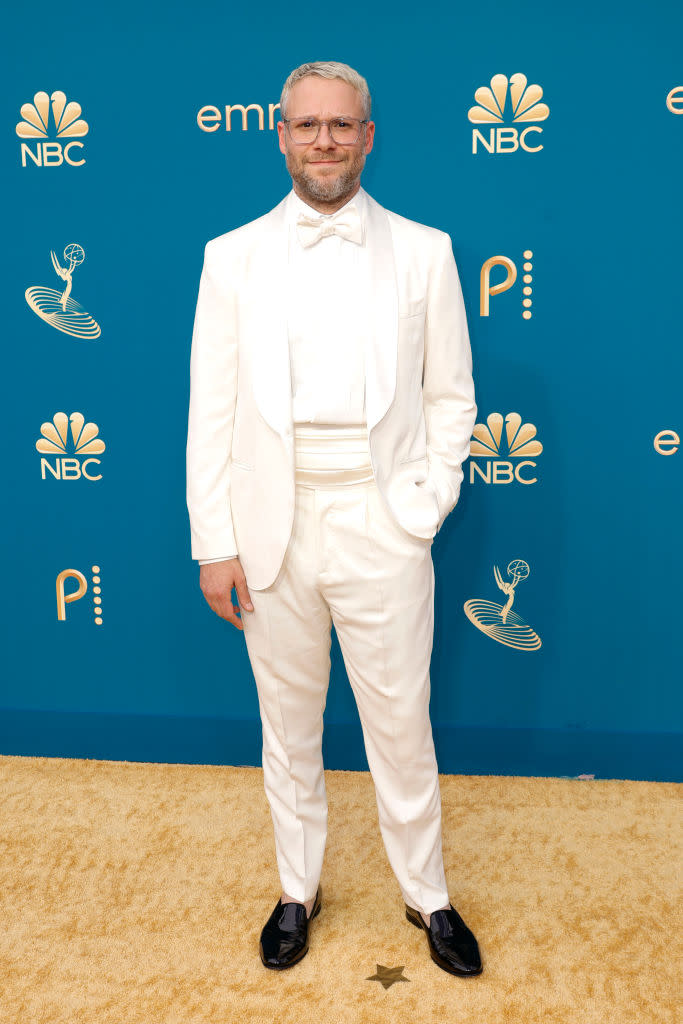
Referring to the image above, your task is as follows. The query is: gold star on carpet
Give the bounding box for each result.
[366,964,410,990]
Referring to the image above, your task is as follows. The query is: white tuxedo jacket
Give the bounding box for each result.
[186,188,477,590]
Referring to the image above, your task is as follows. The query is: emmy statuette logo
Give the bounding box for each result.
[56,565,103,624]
[481,251,535,319]
[37,412,106,481]
[26,244,101,340]
[16,91,89,167]
[464,560,541,650]
[468,74,549,154]
[469,412,543,485]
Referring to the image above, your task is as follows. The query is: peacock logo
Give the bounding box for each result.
[16,91,88,138]
[37,412,105,481]
[469,412,543,485]
[468,74,549,124]
[468,74,549,155]
[16,91,89,167]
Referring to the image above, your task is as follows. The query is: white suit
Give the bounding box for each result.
[186,187,477,915]
[186,187,476,590]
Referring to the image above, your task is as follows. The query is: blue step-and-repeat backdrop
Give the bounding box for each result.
[2,0,682,781]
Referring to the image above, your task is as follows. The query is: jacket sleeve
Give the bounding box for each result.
[186,240,239,560]
[423,231,477,530]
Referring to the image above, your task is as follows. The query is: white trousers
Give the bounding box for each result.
[240,425,450,915]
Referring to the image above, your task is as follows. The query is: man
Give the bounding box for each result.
[186,61,481,977]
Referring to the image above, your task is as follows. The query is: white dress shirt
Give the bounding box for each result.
[199,187,370,565]
[287,187,368,426]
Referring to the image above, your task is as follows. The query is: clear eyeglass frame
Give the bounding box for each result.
[283,116,369,145]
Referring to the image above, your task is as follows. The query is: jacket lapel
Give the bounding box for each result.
[248,196,293,441]
[362,191,398,433]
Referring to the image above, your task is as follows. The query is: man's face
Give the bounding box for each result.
[277,76,375,205]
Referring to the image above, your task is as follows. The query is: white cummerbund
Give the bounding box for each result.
[294,423,374,487]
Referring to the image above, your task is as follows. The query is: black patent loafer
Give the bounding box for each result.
[406,902,483,976]
[259,886,322,970]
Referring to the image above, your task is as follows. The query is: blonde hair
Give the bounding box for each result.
[280,61,371,119]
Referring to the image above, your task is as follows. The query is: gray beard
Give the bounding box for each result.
[286,152,366,204]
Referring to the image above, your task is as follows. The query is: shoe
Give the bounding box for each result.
[259,886,322,970]
[406,902,483,977]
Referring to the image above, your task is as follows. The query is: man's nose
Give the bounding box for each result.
[315,122,336,148]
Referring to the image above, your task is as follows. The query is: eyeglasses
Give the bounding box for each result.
[283,116,369,145]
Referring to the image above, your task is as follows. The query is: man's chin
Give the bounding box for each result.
[299,172,351,202]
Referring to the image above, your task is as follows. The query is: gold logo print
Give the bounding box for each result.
[37,412,105,481]
[25,244,101,339]
[56,565,103,624]
[470,412,543,458]
[16,91,89,138]
[468,74,549,124]
[56,569,87,620]
[464,560,542,650]
[36,412,105,455]
[666,87,683,114]
[480,251,534,319]
[469,413,543,485]
[16,91,88,167]
[653,430,680,455]
[468,74,548,154]
[197,102,281,132]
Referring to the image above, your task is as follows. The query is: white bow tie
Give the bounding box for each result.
[295,204,363,248]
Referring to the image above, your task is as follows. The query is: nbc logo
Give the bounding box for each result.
[37,412,105,481]
[468,73,549,154]
[469,412,543,485]
[56,565,103,624]
[481,251,535,319]
[16,91,89,167]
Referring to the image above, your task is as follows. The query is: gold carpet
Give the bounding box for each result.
[0,754,680,1024]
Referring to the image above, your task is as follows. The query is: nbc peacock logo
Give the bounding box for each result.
[464,559,542,651]
[469,412,543,485]
[16,91,89,167]
[37,412,105,481]
[468,74,549,155]
[26,244,100,340]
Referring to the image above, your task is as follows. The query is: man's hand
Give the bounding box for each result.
[199,558,253,630]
